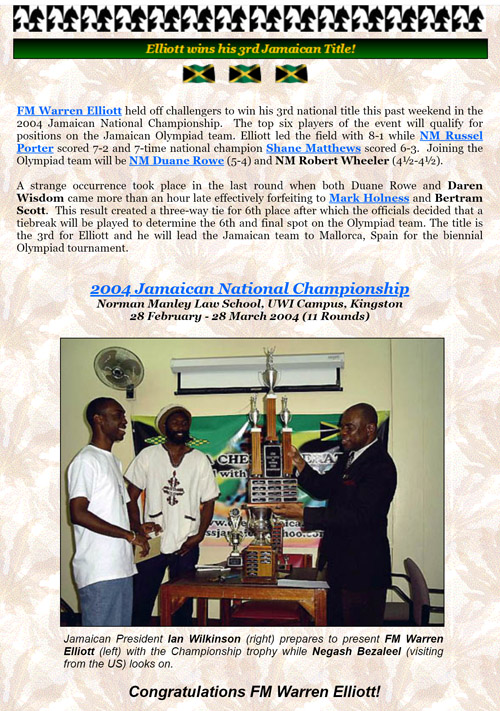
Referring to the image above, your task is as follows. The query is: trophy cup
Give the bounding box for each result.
[261,347,278,443]
[241,348,298,584]
[261,347,278,392]
[224,508,246,568]
[242,505,278,584]
[247,506,273,545]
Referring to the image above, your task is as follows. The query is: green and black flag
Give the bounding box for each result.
[275,64,308,83]
[229,64,262,83]
[319,420,341,442]
[183,64,215,83]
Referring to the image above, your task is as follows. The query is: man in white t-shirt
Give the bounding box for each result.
[68,398,149,626]
[126,404,219,626]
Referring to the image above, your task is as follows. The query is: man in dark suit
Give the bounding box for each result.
[272,403,397,626]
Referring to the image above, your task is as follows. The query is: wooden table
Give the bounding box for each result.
[160,569,327,626]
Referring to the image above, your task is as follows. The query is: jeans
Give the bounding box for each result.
[79,576,133,626]
[132,546,199,626]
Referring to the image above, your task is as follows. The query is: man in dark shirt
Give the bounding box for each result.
[272,403,397,626]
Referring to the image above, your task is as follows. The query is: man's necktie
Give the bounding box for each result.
[343,451,355,479]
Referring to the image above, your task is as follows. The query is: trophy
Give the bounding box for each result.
[224,508,246,568]
[249,394,260,427]
[261,347,279,393]
[261,347,278,442]
[280,397,293,475]
[247,506,273,545]
[261,348,282,477]
[241,348,298,584]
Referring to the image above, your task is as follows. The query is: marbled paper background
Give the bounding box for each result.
[2,4,499,710]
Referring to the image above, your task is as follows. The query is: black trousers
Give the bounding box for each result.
[327,587,387,626]
[132,546,199,626]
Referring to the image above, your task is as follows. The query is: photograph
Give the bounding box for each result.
[61,337,444,628]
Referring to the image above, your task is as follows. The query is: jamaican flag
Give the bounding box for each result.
[183,64,215,83]
[275,64,308,83]
[229,64,261,83]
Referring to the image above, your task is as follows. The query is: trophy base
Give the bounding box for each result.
[227,554,243,568]
[241,544,277,584]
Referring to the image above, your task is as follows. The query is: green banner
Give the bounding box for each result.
[132,410,390,548]
[14,38,487,60]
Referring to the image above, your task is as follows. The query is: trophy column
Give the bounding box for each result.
[265,393,277,441]
[281,397,293,476]
[249,395,262,476]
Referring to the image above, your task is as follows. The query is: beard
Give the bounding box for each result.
[165,426,191,444]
